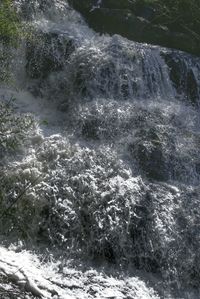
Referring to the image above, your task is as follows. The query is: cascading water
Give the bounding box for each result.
[1,1,200,298]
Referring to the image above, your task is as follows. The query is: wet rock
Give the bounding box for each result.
[82,119,101,140]
[101,240,116,263]
[162,52,200,106]
[129,128,169,181]
[186,70,199,105]
[136,142,168,181]
[26,30,75,79]
[129,121,200,185]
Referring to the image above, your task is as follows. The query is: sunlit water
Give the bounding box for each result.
[1,1,200,298]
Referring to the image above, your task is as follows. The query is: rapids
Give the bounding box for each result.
[1,0,200,298]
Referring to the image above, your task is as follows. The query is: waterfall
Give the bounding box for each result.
[1,1,200,298]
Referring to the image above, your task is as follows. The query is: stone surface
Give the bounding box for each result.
[26,30,75,79]
[162,52,200,106]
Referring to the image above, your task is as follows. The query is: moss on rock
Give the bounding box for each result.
[0,0,20,45]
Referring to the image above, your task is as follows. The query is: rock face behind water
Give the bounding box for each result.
[162,51,200,106]
[26,30,75,80]
[69,0,200,56]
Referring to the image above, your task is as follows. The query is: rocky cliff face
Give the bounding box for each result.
[69,0,200,56]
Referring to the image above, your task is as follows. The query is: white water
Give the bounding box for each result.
[1,1,200,298]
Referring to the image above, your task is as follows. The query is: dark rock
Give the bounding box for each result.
[162,53,183,90]
[129,128,169,181]
[186,70,199,105]
[102,240,116,262]
[136,142,168,181]
[26,30,75,79]
[128,121,200,184]
[82,119,101,140]
[128,192,162,273]
[195,163,200,175]
[162,52,200,106]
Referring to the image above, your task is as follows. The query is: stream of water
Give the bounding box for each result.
[1,1,200,298]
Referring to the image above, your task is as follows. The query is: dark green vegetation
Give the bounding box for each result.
[0,0,21,82]
[69,0,200,55]
[0,0,20,45]
[135,0,200,37]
